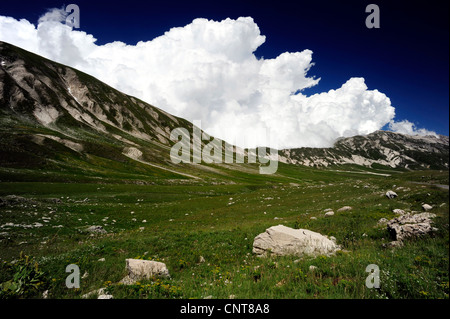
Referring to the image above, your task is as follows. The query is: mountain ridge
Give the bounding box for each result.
[1,41,448,179]
[279,130,449,170]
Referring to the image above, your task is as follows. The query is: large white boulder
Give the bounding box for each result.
[252,225,340,258]
[120,259,170,284]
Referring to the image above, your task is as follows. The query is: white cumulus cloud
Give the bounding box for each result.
[389,120,437,137]
[0,9,434,148]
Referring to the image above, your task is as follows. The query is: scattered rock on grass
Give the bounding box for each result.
[385,191,398,199]
[422,204,433,211]
[82,288,113,299]
[386,212,437,243]
[337,206,352,212]
[120,258,170,285]
[252,225,340,258]
[86,225,107,234]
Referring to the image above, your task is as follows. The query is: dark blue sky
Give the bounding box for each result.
[1,0,448,135]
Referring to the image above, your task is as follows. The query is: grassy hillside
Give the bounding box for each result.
[0,166,448,299]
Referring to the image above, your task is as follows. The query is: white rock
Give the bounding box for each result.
[82,288,107,299]
[324,211,334,217]
[120,259,170,284]
[422,204,433,211]
[392,209,405,215]
[386,191,398,199]
[337,206,352,212]
[252,225,340,257]
[86,225,106,234]
[387,212,437,242]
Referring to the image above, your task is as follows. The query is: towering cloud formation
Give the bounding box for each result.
[0,9,436,148]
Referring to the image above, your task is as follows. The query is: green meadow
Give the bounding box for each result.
[0,164,448,299]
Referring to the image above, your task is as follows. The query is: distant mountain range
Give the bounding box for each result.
[279,130,449,170]
[1,41,448,179]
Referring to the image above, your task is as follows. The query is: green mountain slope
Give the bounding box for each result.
[0,41,448,186]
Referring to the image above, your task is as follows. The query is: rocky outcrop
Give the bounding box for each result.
[252,225,340,258]
[386,212,437,244]
[0,195,38,207]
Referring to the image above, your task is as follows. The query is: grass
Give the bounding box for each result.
[0,166,448,299]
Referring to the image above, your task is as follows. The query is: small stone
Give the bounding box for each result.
[86,225,107,234]
[337,206,352,212]
[385,191,398,199]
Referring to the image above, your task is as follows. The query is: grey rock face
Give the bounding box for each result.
[278,130,449,170]
[387,212,437,242]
